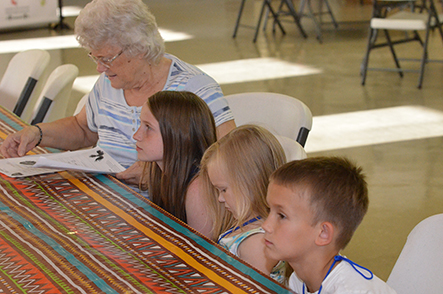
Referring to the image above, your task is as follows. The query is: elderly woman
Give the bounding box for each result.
[0,0,235,186]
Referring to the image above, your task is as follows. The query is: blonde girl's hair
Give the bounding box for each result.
[139,91,217,223]
[200,125,286,241]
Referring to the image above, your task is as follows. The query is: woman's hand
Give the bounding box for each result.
[0,126,40,158]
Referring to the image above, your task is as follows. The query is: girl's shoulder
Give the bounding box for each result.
[237,228,265,252]
[237,229,279,276]
[219,227,264,253]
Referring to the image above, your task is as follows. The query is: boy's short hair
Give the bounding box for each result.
[270,156,368,249]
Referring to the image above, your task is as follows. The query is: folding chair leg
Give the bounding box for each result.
[437,21,443,42]
[282,0,308,38]
[361,28,376,85]
[271,0,287,33]
[297,0,336,42]
[323,0,339,28]
[233,0,247,38]
[384,30,404,78]
[434,11,443,42]
[418,25,431,88]
[266,0,286,35]
[416,0,443,88]
[253,1,267,42]
[306,0,323,41]
[253,0,286,42]
[428,0,443,42]
[299,0,307,18]
[413,31,424,46]
[263,6,270,31]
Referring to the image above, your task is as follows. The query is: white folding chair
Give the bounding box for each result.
[276,135,308,161]
[31,64,79,124]
[225,92,313,147]
[361,0,443,88]
[0,49,50,118]
[387,213,443,293]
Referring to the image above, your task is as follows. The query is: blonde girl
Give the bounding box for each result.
[199,124,287,283]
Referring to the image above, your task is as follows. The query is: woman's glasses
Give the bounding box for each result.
[88,50,123,68]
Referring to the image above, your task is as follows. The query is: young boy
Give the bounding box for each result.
[262,157,397,294]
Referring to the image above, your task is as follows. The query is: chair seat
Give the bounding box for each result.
[371,11,428,30]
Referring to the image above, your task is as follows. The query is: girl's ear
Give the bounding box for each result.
[315,222,334,246]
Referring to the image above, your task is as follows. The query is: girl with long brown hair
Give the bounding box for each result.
[134,91,216,237]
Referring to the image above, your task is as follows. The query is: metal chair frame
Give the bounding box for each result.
[273,0,338,42]
[361,0,443,88]
[232,0,307,42]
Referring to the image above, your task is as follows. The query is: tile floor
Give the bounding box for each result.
[1,0,442,282]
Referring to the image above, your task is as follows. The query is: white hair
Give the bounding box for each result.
[74,0,165,65]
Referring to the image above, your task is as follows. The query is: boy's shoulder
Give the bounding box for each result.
[289,261,397,294]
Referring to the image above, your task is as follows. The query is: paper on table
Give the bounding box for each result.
[0,147,125,178]
[0,153,63,177]
[33,146,125,174]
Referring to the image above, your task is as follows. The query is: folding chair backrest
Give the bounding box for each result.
[225,92,313,146]
[387,213,443,293]
[275,135,307,161]
[31,64,79,124]
[0,49,50,118]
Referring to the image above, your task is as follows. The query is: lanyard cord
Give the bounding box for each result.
[217,216,262,244]
[302,255,374,294]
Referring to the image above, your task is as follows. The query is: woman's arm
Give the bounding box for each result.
[0,106,98,158]
[216,119,236,139]
[38,107,98,150]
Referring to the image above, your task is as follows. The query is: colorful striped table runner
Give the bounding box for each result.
[0,106,291,293]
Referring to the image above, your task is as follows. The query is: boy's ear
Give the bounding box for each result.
[315,222,334,246]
